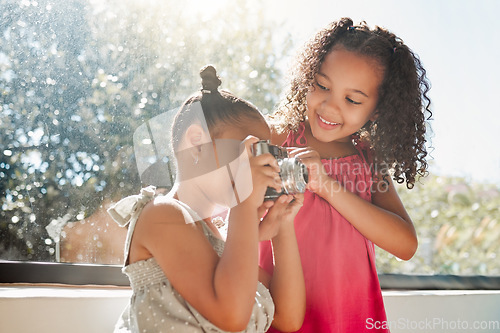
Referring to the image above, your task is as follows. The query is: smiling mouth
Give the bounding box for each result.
[318,114,341,126]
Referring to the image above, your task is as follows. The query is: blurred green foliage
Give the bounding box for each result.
[0,0,290,260]
[376,174,500,275]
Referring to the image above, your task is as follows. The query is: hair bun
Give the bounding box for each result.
[200,65,222,93]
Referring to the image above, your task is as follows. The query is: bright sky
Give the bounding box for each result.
[267,0,500,185]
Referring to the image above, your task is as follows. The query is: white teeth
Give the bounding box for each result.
[319,115,339,125]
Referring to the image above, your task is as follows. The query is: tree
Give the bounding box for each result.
[376,174,500,275]
[0,0,291,261]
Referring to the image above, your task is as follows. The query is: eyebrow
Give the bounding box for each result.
[316,72,370,98]
[350,89,369,98]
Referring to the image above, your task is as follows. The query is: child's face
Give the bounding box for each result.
[306,47,383,143]
[192,117,271,209]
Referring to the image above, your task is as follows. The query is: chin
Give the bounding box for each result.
[310,126,334,143]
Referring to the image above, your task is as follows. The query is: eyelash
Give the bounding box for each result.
[315,82,362,105]
[346,97,361,105]
[315,82,328,91]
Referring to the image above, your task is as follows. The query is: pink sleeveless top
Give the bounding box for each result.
[259,123,389,332]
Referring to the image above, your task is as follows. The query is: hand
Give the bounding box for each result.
[257,200,275,220]
[288,147,330,196]
[258,194,304,241]
[239,136,282,208]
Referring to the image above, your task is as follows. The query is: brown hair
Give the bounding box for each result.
[272,18,432,188]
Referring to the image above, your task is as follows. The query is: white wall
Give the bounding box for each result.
[0,287,130,333]
[383,290,500,333]
[1,287,499,333]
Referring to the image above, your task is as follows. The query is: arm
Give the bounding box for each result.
[259,194,306,332]
[294,148,418,260]
[131,136,282,332]
[136,203,258,331]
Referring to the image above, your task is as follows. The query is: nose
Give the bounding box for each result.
[322,93,341,115]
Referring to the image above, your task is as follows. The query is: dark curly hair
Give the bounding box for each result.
[271,18,432,189]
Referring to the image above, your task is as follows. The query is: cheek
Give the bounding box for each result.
[347,108,377,127]
[369,109,378,122]
[305,91,318,113]
[204,168,237,203]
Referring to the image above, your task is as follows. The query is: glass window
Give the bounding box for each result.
[1,0,289,264]
[377,178,500,276]
[1,0,499,279]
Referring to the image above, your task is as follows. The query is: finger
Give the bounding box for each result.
[299,157,317,168]
[256,165,281,187]
[293,157,316,174]
[266,195,289,215]
[276,194,291,204]
[251,153,280,171]
[274,195,294,209]
[293,193,305,202]
[262,200,275,209]
[242,135,261,156]
[257,201,274,217]
[298,156,323,175]
[270,175,283,192]
[255,172,282,194]
[293,150,320,161]
[290,193,305,207]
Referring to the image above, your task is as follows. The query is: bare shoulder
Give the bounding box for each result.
[130,196,200,263]
[127,198,182,263]
[139,196,194,227]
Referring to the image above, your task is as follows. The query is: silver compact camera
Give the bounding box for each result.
[252,140,308,201]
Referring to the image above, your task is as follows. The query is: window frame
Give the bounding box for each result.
[1,260,500,290]
[0,260,129,286]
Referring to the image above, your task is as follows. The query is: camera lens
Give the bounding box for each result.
[253,140,308,201]
[280,157,308,195]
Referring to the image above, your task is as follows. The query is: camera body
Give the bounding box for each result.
[252,140,308,201]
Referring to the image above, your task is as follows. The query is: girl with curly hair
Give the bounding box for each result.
[259,17,432,332]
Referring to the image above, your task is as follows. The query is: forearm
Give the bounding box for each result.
[212,203,260,322]
[269,224,306,331]
[319,179,417,260]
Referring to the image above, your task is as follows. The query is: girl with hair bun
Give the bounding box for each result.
[259,18,432,332]
[108,65,305,333]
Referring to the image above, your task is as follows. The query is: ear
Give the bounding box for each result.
[369,110,379,122]
[185,124,210,148]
